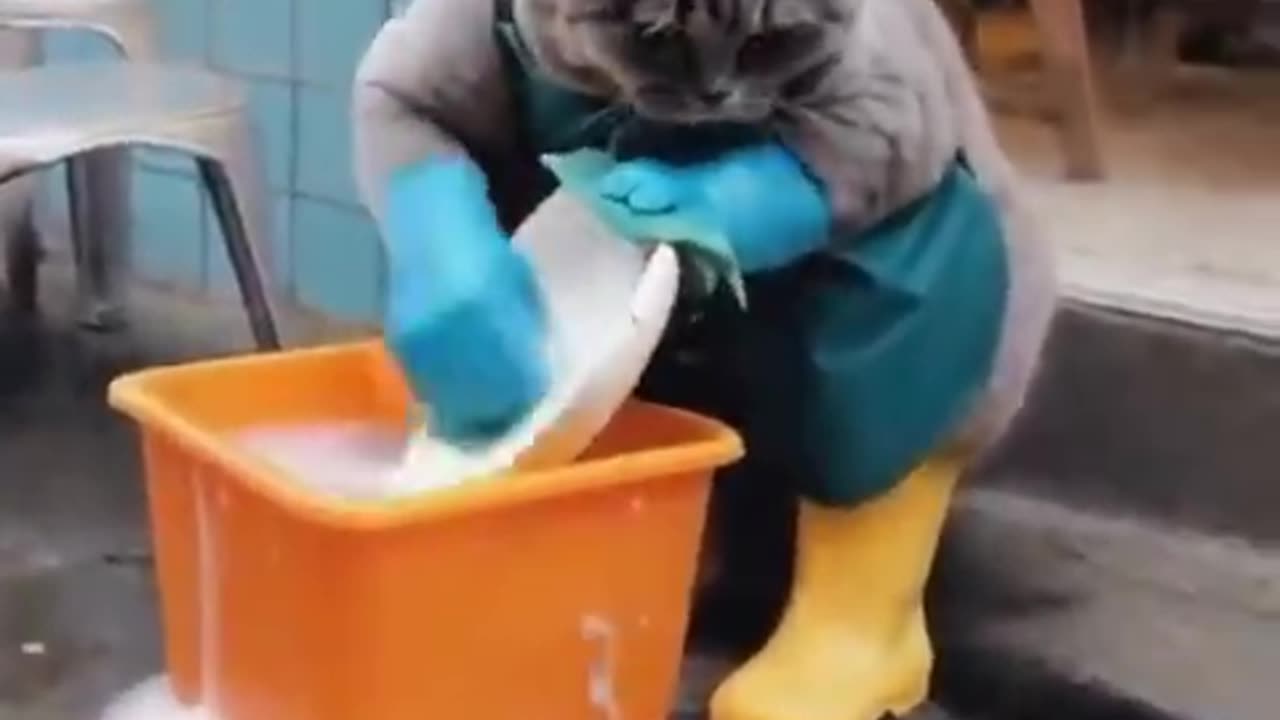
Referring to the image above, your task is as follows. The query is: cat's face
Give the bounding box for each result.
[554,0,858,124]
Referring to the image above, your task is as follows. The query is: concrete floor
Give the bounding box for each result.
[991,36,1280,337]
[0,273,364,718]
[0,306,160,718]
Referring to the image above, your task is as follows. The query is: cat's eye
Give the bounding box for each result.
[740,34,779,59]
[738,27,817,72]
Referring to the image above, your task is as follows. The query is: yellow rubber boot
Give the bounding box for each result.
[709,458,962,720]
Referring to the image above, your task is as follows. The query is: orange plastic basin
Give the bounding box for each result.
[108,340,742,720]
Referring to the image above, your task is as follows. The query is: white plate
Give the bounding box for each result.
[388,189,681,493]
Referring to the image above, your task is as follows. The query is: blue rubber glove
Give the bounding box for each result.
[383,156,549,444]
[596,143,832,274]
[543,149,746,305]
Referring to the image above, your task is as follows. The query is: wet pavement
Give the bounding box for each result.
[0,267,322,718]
[0,309,162,718]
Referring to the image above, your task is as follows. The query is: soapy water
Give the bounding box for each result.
[235,422,422,502]
[234,415,551,502]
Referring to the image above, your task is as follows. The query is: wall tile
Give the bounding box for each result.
[244,79,295,193]
[136,81,292,192]
[212,0,293,78]
[293,199,383,323]
[388,0,412,18]
[89,0,399,318]
[137,0,212,172]
[296,86,359,205]
[298,0,387,87]
[130,170,205,287]
[205,192,294,298]
[153,0,211,61]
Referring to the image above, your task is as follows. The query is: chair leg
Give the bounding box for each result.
[0,28,41,314]
[66,153,130,330]
[1028,0,1106,181]
[196,158,281,351]
[1141,6,1186,101]
[3,202,41,314]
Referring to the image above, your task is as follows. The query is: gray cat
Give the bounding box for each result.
[354,0,1056,450]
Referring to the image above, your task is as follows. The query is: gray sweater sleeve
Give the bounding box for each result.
[352,0,517,224]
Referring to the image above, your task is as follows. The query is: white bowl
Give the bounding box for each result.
[389,189,681,492]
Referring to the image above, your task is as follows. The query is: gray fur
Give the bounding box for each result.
[516,0,950,231]
[516,0,855,128]
[353,0,1057,453]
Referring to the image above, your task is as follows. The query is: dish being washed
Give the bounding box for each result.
[386,188,682,494]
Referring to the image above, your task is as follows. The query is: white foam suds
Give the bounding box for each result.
[235,421,416,501]
[101,676,214,720]
[236,419,531,500]
[581,615,623,720]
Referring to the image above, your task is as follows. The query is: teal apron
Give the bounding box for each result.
[494,2,1009,506]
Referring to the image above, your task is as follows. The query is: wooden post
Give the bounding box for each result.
[1028,0,1107,180]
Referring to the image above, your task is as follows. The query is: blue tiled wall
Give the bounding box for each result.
[42,0,395,324]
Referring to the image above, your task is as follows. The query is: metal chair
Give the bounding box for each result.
[0,0,156,327]
[0,63,281,349]
[0,0,157,57]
